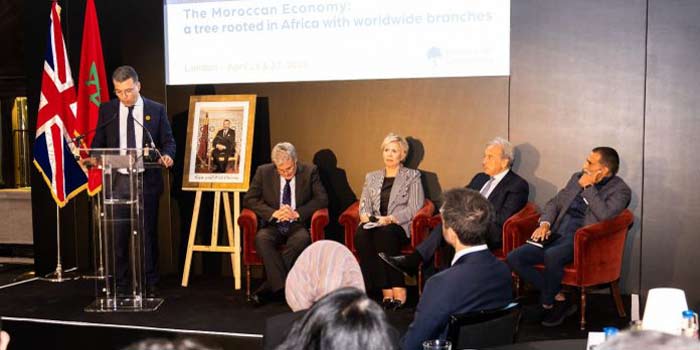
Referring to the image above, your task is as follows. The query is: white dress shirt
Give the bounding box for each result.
[451,244,489,266]
[118,96,144,151]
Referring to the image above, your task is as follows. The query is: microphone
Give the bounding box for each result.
[71,112,118,147]
[72,112,119,162]
[127,113,166,166]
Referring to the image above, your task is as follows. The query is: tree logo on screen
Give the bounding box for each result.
[427,47,442,67]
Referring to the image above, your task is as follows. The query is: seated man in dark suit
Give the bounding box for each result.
[243,142,328,306]
[381,137,529,275]
[507,147,631,327]
[211,119,236,172]
[402,188,513,350]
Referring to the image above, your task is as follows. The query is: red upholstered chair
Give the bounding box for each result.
[238,208,329,297]
[500,202,539,259]
[507,209,634,330]
[339,199,435,292]
[428,202,538,266]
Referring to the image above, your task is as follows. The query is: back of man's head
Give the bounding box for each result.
[440,188,493,246]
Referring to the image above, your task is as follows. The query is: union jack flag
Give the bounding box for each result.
[33,2,87,207]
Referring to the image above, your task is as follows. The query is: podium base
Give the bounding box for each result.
[84,296,164,312]
[40,269,80,282]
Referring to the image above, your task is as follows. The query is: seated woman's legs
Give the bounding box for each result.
[372,224,409,304]
[354,226,387,293]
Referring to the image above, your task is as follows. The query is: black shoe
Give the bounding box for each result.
[389,299,406,311]
[381,298,395,310]
[378,253,417,277]
[541,301,578,327]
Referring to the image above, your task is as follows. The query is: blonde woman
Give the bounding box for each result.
[355,133,424,309]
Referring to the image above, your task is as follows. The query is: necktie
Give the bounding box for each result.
[279,179,292,234]
[126,106,136,149]
[480,177,495,197]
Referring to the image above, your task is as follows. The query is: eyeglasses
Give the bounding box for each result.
[114,87,136,96]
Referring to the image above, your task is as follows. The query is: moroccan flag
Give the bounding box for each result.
[33,2,88,207]
[77,0,109,195]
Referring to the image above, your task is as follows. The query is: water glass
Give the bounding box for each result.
[422,339,452,350]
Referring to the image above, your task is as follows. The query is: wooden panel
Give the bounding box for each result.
[509,0,647,293]
[643,0,700,309]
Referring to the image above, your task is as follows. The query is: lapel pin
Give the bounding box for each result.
[145,115,151,121]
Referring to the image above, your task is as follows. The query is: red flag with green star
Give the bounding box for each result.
[76,0,108,195]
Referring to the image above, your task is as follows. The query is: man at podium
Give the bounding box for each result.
[91,65,176,295]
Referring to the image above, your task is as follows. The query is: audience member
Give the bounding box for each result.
[0,330,9,350]
[401,188,513,350]
[276,287,397,350]
[380,136,529,275]
[355,133,424,309]
[263,240,365,350]
[507,147,631,327]
[244,142,328,306]
[285,240,365,311]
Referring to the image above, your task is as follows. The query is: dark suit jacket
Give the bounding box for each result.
[91,97,176,195]
[243,162,328,227]
[467,170,529,248]
[212,128,236,157]
[541,172,631,233]
[401,250,513,350]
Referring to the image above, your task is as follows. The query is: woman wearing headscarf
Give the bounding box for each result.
[263,240,365,350]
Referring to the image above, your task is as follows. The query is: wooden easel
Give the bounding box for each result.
[181,190,242,290]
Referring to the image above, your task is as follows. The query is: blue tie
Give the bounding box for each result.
[126,106,136,148]
[279,179,291,234]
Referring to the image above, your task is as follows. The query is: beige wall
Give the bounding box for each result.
[168,77,509,195]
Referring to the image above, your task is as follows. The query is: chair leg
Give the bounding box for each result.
[246,266,251,298]
[579,287,587,330]
[610,280,627,317]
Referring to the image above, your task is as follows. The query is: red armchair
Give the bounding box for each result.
[500,202,539,259]
[238,208,329,297]
[339,199,435,291]
[428,202,538,267]
[507,209,634,329]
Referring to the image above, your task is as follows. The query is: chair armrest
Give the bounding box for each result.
[428,214,442,230]
[339,201,360,252]
[239,208,259,260]
[310,208,329,241]
[573,209,633,285]
[411,199,435,247]
[502,202,539,255]
[503,213,540,254]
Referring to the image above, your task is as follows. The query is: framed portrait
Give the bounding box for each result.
[182,95,256,191]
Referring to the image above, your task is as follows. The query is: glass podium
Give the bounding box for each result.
[82,147,163,312]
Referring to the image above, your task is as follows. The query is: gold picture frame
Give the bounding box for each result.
[182,94,256,191]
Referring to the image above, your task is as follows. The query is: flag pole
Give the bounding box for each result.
[41,203,80,282]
